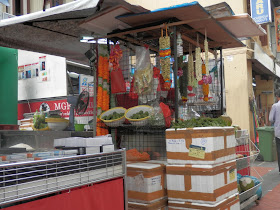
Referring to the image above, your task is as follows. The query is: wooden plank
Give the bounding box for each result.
[181,34,215,54]
[116,35,159,52]
[106,17,211,39]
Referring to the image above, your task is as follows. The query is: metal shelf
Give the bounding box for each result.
[235,131,262,209]
[0,150,126,206]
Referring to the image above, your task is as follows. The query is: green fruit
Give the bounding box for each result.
[240,177,254,191]
[238,184,242,193]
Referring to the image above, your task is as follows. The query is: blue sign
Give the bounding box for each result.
[251,0,271,24]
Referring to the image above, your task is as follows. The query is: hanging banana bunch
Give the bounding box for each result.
[204,38,209,75]
[188,46,195,87]
[202,64,209,101]
[159,26,171,90]
[195,46,202,81]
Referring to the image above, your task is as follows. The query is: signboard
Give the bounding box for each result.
[18,98,94,120]
[275,7,280,52]
[79,74,94,97]
[250,0,271,24]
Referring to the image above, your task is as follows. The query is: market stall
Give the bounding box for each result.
[0,0,266,209]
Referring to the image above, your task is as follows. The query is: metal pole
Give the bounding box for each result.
[173,26,179,122]
[220,48,224,116]
[123,149,128,210]
[92,42,98,137]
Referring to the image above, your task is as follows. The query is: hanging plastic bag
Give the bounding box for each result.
[159,102,172,128]
[111,68,126,94]
[149,102,165,127]
[133,46,153,95]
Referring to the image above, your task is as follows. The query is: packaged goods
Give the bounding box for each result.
[127,162,166,203]
[168,193,240,209]
[128,198,168,210]
[166,160,238,204]
[166,127,236,165]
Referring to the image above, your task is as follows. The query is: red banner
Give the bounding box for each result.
[18,98,94,120]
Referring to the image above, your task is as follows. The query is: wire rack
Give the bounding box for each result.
[0,150,126,206]
[113,43,224,119]
[235,130,262,208]
[118,126,166,160]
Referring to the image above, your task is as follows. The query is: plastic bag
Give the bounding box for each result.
[111,68,126,94]
[33,110,47,130]
[133,47,153,95]
[148,102,165,127]
[159,102,172,128]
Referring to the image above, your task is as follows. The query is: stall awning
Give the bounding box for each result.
[111,2,266,51]
[216,14,266,39]
[0,0,147,64]
[113,2,245,50]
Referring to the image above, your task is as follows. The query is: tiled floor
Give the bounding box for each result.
[251,167,275,177]
[251,183,280,209]
[246,161,280,209]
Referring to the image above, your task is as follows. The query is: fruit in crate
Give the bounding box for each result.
[130,111,149,119]
[240,177,254,191]
[102,112,124,121]
[172,117,228,128]
[126,148,150,161]
[236,154,244,159]
[220,115,232,126]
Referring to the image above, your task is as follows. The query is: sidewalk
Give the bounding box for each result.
[247,161,280,209]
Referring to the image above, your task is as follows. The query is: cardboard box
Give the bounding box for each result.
[166,160,238,204]
[127,162,166,203]
[128,198,168,210]
[166,127,236,165]
[168,193,240,209]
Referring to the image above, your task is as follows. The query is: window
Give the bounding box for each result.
[14,0,21,16]
[52,0,63,7]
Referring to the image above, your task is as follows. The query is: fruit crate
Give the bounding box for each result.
[239,183,262,203]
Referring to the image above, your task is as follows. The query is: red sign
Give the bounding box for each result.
[18,98,94,120]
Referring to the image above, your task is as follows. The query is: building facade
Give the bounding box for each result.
[1,0,279,140]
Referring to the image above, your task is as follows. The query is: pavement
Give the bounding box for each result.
[245,160,280,209]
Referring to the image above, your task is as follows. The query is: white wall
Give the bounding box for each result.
[18,50,67,101]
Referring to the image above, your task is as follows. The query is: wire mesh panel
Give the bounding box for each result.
[118,126,166,160]
[0,150,126,206]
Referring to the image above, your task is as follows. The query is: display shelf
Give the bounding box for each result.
[0,150,126,207]
[235,130,262,209]
[240,194,259,209]
[239,183,262,203]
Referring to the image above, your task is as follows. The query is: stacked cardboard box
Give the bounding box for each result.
[127,162,168,209]
[165,127,240,209]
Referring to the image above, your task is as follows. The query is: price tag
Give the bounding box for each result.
[229,169,235,181]
[188,145,206,159]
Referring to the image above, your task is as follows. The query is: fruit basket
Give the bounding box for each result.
[125,105,153,126]
[100,107,127,127]
[45,118,69,131]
